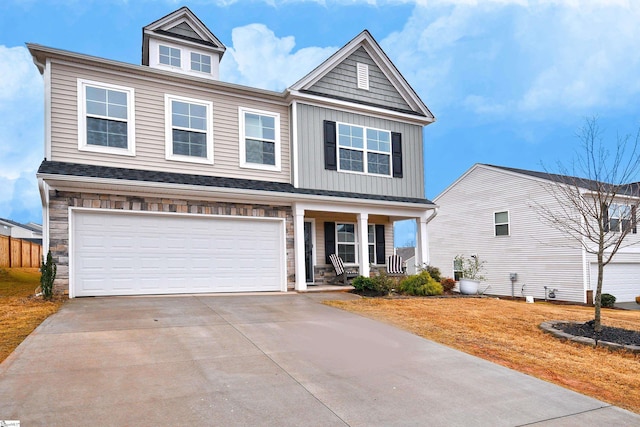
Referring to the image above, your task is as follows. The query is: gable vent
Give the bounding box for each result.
[356,63,369,90]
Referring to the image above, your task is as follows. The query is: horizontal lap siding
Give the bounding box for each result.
[297,104,424,198]
[429,167,586,303]
[49,61,290,182]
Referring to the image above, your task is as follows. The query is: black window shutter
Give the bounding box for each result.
[603,203,610,232]
[391,132,403,178]
[324,222,336,263]
[633,206,637,234]
[324,121,337,170]
[375,224,385,265]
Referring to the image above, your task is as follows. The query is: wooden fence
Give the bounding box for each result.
[0,235,43,268]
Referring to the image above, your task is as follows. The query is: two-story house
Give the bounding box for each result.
[29,7,436,297]
[429,164,640,304]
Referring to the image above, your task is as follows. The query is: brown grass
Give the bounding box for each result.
[0,268,65,363]
[325,297,640,414]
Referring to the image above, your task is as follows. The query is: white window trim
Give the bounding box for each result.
[190,52,212,74]
[368,224,376,264]
[149,39,216,79]
[608,203,632,233]
[336,222,358,265]
[239,107,281,172]
[159,44,181,68]
[357,63,370,90]
[336,122,392,177]
[164,94,214,165]
[494,210,510,237]
[77,79,135,157]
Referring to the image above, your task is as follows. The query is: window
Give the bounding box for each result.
[239,108,280,171]
[337,123,391,176]
[453,258,463,281]
[608,203,633,232]
[356,63,369,90]
[494,211,509,236]
[77,79,135,155]
[336,223,356,264]
[191,52,211,73]
[159,45,181,67]
[165,95,213,164]
[368,225,376,264]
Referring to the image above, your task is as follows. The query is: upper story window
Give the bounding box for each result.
[191,52,211,73]
[608,203,635,233]
[494,211,509,236]
[165,94,213,164]
[338,123,391,176]
[239,107,281,171]
[77,79,135,156]
[159,45,181,67]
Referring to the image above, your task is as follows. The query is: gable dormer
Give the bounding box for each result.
[142,7,226,80]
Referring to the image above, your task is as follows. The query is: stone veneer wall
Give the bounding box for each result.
[311,264,390,285]
[48,190,294,294]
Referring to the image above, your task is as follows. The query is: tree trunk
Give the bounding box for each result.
[594,251,604,333]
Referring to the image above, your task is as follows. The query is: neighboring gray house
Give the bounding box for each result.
[30,7,436,297]
[0,217,43,243]
[429,164,640,303]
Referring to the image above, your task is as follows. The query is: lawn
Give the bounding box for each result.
[0,268,65,363]
[325,297,640,414]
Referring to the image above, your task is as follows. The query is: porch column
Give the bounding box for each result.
[416,215,429,266]
[357,213,370,277]
[293,205,307,291]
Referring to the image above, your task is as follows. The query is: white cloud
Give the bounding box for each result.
[219,24,337,91]
[0,45,44,224]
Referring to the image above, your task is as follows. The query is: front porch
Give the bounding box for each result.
[292,201,436,291]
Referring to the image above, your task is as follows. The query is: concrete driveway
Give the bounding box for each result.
[1,293,638,426]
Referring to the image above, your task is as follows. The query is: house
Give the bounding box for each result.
[428,163,640,303]
[29,7,436,297]
[395,246,417,275]
[0,217,43,243]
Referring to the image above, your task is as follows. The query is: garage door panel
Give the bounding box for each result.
[590,263,640,303]
[73,211,284,297]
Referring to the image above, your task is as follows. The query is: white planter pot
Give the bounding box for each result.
[459,278,479,295]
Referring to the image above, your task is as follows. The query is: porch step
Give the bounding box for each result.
[295,285,355,293]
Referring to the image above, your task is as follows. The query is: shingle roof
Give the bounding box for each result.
[37,161,435,206]
[0,217,42,233]
[485,164,640,196]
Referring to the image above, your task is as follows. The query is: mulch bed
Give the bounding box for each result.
[556,320,640,346]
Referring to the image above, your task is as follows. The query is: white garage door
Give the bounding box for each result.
[590,263,640,303]
[72,210,285,297]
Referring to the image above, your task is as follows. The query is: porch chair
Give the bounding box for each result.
[329,253,359,285]
[386,254,406,276]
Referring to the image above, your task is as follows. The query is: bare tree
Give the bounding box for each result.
[535,117,640,333]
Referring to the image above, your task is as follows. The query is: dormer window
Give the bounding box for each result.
[190,52,211,74]
[159,45,181,67]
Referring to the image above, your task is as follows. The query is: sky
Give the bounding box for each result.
[1,0,640,246]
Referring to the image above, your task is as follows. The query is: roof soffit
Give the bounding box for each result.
[289,30,434,120]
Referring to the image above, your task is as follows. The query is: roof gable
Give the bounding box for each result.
[290,30,434,120]
[142,7,226,65]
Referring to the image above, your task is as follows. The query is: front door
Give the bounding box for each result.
[304,221,314,283]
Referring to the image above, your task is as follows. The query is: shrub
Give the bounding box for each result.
[352,276,375,292]
[440,277,456,294]
[40,251,57,300]
[601,293,616,308]
[371,272,395,295]
[399,271,443,296]
[422,265,442,283]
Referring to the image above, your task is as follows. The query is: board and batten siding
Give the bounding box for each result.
[429,166,586,303]
[49,60,291,182]
[308,47,411,112]
[296,103,424,199]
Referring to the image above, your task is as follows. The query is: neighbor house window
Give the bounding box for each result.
[159,45,181,67]
[453,258,463,281]
[368,224,376,264]
[608,203,632,232]
[494,211,509,236]
[337,123,391,176]
[337,223,356,264]
[239,107,280,171]
[190,52,211,73]
[165,95,213,164]
[77,79,135,156]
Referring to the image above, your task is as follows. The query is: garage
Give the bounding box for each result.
[71,209,286,297]
[589,263,640,303]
